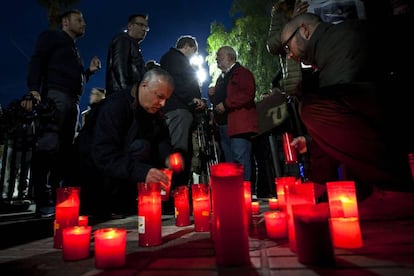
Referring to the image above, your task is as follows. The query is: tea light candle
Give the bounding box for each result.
[62,226,91,261]
[94,228,126,269]
[251,201,260,215]
[268,198,279,210]
[78,215,88,226]
[264,211,287,239]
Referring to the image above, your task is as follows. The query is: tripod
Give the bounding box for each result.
[191,106,220,184]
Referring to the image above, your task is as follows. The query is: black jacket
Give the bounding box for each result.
[160,48,201,113]
[27,30,91,97]
[91,89,173,184]
[105,33,146,95]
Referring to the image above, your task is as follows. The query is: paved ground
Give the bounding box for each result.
[1,191,414,276]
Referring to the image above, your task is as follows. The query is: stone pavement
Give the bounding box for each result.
[1,192,414,276]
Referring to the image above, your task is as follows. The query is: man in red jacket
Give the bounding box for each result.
[208,46,258,181]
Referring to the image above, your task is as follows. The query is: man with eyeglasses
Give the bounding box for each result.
[280,12,413,201]
[106,14,149,95]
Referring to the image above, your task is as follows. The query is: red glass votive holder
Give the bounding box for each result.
[264,211,287,239]
[269,198,279,210]
[326,181,362,249]
[160,168,173,201]
[174,186,191,226]
[138,182,162,247]
[191,183,211,232]
[78,215,88,226]
[210,162,250,266]
[54,187,80,249]
[243,181,252,227]
[251,201,260,215]
[169,152,183,172]
[94,228,126,269]
[282,132,298,164]
[292,203,335,265]
[275,176,296,211]
[62,226,91,261]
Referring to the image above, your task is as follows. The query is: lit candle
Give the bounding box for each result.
[285,181,316,253]
[192,184,211,232]
[160,168,173,201]
[169,152,183,173]
[326,181,359,218]
[54,197,80,249]
[329,217,363,249]
[275,176,296,211]
[138,182,162,247]
[62,226,91,261]
[243,181,252,227]
[326,181,362,248]
[174,186,191,226]
[292,203,335,265]
[210,162,250,266]
[251,201,260,215]
[268,198,279,210]
[94,228,126,269]
[264,211,287,239]
[78,215,88,226]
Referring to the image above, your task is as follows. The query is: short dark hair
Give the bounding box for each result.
[176,35,198,50]
[128,14,148,24]
[60,9,82,22]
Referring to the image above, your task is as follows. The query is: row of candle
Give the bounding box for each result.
[256,177,363,265]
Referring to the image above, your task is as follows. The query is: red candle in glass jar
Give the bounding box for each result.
[62,226,91,261]
[269,198,279,210]
[210,162,250,266]
[169,152,183,173]
[138,182,162,247]
[243,181,252,226]
[174,186,191,226]
[282,132,298,164]
[264,211,287,239]
[54,197,80,249]
[94,228,126,269]
[275,176,296,211]
[78,215,88,226]
[192,184,211,232]
[251,201,260,215]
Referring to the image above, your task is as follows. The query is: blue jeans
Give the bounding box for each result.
[218,124,252,181]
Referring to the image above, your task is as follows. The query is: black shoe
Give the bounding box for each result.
[36,206,55,218]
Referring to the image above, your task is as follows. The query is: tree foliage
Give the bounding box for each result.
[206,0,280,101]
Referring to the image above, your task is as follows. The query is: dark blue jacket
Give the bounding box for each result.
[27,30,91,97]
[160,48,201,113]
[91,89,173,184]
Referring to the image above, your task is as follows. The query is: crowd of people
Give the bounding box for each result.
[14,0,413,219]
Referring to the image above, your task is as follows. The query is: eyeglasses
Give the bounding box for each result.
[282,27,299,54]
[133,22,150,32]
